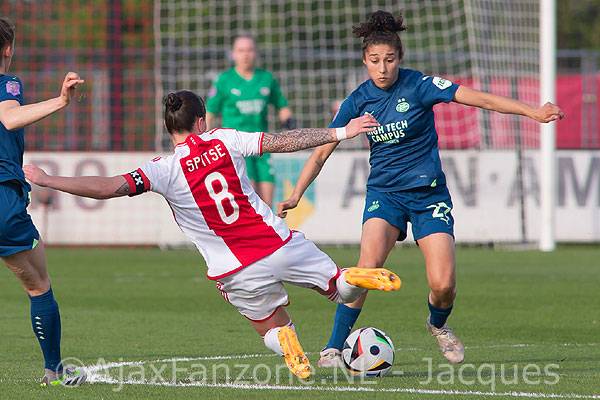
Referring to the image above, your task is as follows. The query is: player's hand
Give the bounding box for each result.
[344,114,379,139]
[532,102,564,123]
[23,164,49,187]
[59,72,85,106]
[277,196,299,218]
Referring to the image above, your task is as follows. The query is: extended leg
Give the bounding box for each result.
[418,232,464,364]
[249,307,311,379]
[320,218,399,367]
[2,241,85,385]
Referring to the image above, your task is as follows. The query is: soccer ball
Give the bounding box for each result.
[342,327,395,377]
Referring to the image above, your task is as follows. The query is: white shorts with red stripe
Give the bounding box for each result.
[216,231,340,322]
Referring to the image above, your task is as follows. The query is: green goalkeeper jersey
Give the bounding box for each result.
[206,68,288,133]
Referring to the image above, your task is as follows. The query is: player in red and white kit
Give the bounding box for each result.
[24,90,401,379]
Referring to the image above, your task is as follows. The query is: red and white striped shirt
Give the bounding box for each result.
[123,129,291,280]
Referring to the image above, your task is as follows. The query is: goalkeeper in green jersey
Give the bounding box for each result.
[206,34,294,207]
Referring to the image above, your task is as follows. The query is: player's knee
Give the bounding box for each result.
[429,283,456,302]
[356,254,386,268]
[23,276,51,295]
[8,264,49,294]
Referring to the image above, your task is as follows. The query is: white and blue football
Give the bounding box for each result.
[342,327,395,377]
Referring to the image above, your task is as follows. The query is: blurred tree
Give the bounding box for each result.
[558,0,600,50]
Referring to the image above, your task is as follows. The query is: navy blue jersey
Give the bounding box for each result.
[330,68,459,191]
[0,74,26,186]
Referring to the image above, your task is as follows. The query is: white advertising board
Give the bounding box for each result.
[23,150,600,245]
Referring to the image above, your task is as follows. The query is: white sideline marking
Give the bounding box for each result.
[466,343,600,350]
[85,342,600,372]
[85,343,600,399]
[400,342,600,352]
[87,376,600,399]
[86,353,276,372]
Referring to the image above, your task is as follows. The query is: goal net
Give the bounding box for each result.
[156,0,541,151]
[156,0,542,245]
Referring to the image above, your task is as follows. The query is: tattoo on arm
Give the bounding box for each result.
[115,181,131,196]
[262,128,334,153]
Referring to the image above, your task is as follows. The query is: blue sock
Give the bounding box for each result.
[325,304,362,350]
[428,301,453,328]
[30,288,62,372]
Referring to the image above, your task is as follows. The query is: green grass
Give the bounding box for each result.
[1,245,599,399]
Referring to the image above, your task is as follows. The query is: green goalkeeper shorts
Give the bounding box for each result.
[245,154,275,183]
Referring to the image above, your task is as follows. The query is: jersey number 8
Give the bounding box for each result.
[204,172,240,224]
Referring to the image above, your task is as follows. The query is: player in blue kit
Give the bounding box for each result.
[0,17,85,386]
[278,10,564,366]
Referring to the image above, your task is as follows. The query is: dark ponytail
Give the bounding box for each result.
[353,10,406,59]
[0,17,15,51]
[164,90,206,134]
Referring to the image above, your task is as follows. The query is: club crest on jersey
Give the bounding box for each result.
[6,81,20,96]
[260,87,270,96]
[396,98,410,113]
[230,88,241,96]
[432,77,452,90]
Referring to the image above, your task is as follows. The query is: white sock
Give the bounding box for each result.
[336,270,366,303]
[263,322,295,356]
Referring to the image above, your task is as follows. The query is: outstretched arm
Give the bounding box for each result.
[453,86,564,123]
[262,128,336,153]
[262,114,378,153]
[0,72,84,131]
[276,142,338,217]
[23,165,129,200]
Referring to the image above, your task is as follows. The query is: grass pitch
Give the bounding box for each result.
[1,245,599,399]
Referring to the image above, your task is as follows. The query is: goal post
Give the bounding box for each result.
[539,0,557,252]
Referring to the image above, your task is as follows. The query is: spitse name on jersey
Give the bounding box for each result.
[122,129,291,280]
[185,143,227,171]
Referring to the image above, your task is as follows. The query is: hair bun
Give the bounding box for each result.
[353,10,406,38]
[165,93,183,112]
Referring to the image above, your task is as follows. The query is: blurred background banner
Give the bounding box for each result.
[2,0,599,245]
[23,151,600,245]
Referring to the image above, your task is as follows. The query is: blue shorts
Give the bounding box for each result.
[362,184,454,242]
[0,181,40,257]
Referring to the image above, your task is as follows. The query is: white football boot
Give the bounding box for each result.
[317,348,344,368]
[426,317,465,364]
